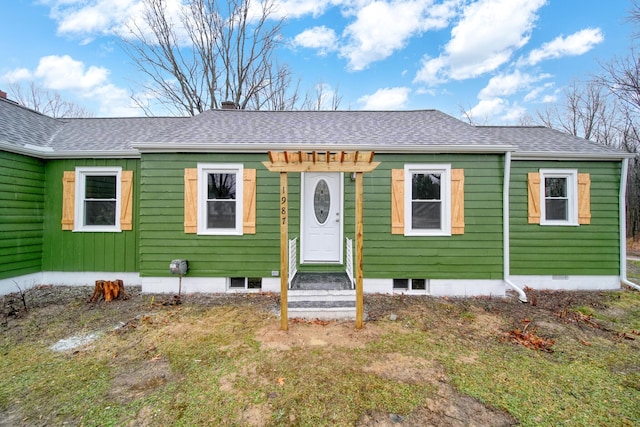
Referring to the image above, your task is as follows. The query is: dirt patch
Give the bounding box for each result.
[110,357,174,403]
[256,319,396,350]
[359,353,517,427]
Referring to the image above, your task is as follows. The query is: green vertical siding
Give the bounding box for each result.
[41,159,140,273]
[361,154,504,280]
[139,153,505,280]
[0,151,45,279]
[509,160,621,275]
[139,154,282,277]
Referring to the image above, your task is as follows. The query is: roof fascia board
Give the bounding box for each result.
[512,151,636,161]
[132,142,517,154]
[0,142,140,159]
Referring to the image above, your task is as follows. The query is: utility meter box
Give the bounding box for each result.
[169,259,188,275]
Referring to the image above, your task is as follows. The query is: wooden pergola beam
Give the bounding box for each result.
[263,150,380,173]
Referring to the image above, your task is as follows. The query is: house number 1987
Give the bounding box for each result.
[281,187,287,225]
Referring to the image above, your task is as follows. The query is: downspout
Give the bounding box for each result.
[619,158,640,291]
[503,151,528,302]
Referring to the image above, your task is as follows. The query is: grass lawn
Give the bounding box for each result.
[1,284,639,426]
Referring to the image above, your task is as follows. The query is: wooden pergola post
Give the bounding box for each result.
[355,172,364,329]
[263,151,380,331]
[280,172,288,331]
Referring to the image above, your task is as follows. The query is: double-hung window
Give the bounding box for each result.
[404,164,451,236]
[197,164,244,235]
[75,167,121,232]
[540,169,578,226]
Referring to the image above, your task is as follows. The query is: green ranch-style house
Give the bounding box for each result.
[1,91,637,321]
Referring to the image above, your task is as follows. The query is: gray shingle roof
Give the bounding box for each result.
[0,96,631,158]
[478,125,626,157]
[0,97,60,149]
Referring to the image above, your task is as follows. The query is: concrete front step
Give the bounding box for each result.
[290,272,352,291]
[287,289,356,319]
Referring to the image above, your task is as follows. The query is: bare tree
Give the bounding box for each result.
[121,0,300,115]
[532,81,614,142]
[8,82,93,118]
[595,0,640,238]
[531,78,640,237]
[301,82,343,111]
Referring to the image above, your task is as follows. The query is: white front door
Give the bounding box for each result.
[301,172,343,263]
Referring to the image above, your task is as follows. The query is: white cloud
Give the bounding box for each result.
[500,104,527,122]
[467,98,506,120]
[358,87,410,110]
[2,54,142,117]
[2,67,33,82]
[414,55,449,86]
[524,28,604,65]
[341,0,460,71]
[523,82,554,102]
[293,26,338,54]
[467,98,527,124]
[268,0,341,19]
[45,0,142,37]
[88,83,140,116]
[414,0,547,85]
[34,55,110,90]
[478,70,551,100]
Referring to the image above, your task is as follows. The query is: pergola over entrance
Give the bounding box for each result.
[262,151,381,330]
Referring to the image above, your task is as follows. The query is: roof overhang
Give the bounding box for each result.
[513,151,637,161]
[0,141,141,159]
[131,142,518,154]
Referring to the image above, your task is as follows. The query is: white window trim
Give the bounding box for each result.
[539,169,578,226]
[197,163,244,236]
[404,164,451,236]
[74,167,122,232]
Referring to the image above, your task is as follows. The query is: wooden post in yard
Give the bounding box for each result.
[280,172,289,331]
[355,172,364,329]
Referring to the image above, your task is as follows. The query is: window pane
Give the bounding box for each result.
[208,173,236,199]
[546,199,567,220]
[412,173,441,200]
[84,201,116,225]
[412,201,441,229]
[85,175,116,199]
[247,278,262,289]
[230,277,245,288]
[545,177,566,198]
[393,279,408,289]
[207,201,236,228]
[313,179,330,224]
[411,279,426,290]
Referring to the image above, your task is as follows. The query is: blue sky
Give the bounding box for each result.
[0,0,635,122]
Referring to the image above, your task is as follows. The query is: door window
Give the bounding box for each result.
[313,179,331,224]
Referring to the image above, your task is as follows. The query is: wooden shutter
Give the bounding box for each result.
[184,168,198,233]
[527,172,541,224]
[391,169,404,234]
[451,168,465,234]
[120,171,133,231]
[243,169,257,234]
[61,171,75,230]
[578,173,591,225]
